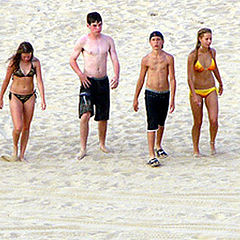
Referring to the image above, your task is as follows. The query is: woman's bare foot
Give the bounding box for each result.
[193,152,201,158]
[210,141,216,155]
[12,145,18,160]
[100,145,110,153]
[77,149,86,160]
[19,157,29,162]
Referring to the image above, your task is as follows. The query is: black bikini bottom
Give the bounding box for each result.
[9,90,36,104]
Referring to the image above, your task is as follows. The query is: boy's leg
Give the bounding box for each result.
[98,120,109,152]
[156,126,164,150]
[154,91,170,157]
[79,112,91,159]
[147,131,156,159]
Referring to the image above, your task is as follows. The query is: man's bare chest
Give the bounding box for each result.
[83,42,109,56]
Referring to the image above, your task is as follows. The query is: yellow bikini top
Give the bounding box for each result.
[194,58,216,72]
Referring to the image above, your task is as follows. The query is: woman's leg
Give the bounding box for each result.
[190,95,203,156]
[19,95,35,161]
[9,95,24,159]
[205,91,218,154]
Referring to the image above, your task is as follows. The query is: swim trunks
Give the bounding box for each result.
[79,76,110,121]
[145,88,170,131]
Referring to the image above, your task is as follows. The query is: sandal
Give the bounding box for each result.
[147,158,162,167]
[156,148,168,158]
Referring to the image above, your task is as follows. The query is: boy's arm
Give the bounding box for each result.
[168,55,176,113]
[70,37,91,88]
[133,57,148,112]
[108,37,120,89]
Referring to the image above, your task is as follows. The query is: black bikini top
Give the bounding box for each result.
[13,62,36,78]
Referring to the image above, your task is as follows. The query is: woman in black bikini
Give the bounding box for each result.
[0,42,46,161]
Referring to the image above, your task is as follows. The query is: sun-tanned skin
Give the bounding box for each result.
[133,32,176,164]
[70,12,120,159]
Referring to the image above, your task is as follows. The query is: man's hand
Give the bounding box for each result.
[110,76,119,89]
[79,74,91,88]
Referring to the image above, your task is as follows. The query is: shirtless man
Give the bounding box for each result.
[70,12,120,160]
[133,31,176,167]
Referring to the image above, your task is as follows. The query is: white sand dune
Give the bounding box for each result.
[0,0,240,239]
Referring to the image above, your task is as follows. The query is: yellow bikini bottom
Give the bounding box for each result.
[190,87,218,98]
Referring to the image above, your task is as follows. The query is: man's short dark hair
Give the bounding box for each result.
[87,12,102,25]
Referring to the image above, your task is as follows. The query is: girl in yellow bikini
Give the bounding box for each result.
[187,28,223,157]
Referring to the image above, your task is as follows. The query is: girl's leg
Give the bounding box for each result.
[19,95,35,161]
[190,95,203,156]
[9,95,24,159]
[205,91,218,154]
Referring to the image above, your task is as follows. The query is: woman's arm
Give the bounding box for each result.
[212,49,223,95]
[0,63,13,109]
[35,59,46,110]
[187,52,201,106]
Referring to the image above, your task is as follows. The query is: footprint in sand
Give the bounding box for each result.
[0,155,18,162]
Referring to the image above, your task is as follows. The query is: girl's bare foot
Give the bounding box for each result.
[100,145,110,153]
[13,145,18,160]
[210,141,216,155]
[77,149,86,160]
[193,152,201,158]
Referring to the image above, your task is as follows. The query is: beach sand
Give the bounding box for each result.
[0,0,240,239]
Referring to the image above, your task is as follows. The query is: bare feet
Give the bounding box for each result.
[100,145,110,153]
[193,152,201,158]
[0,155,18,162]
[13,145,18,159]
[19,157,29,162]
[210,142,216,155]
[77,149,86,160]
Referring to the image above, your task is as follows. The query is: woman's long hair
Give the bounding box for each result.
[194,28,212,64]
[8,42,34,71]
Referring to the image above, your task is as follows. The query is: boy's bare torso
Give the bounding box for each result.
[145,51,170,91]
[82,34,110,78]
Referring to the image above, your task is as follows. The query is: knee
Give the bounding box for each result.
[209,118,218,128]
[22,126,30,132]
[13,126,22,134]
[81,112,91,123]
[193,120,202,129]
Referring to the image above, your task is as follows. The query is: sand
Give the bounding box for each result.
[0,0,240,239]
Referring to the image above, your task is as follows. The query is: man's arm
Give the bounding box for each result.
[108,37,120,89]
[168,54,176,113]
[70,37,91,88]
[133,57,148,112]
